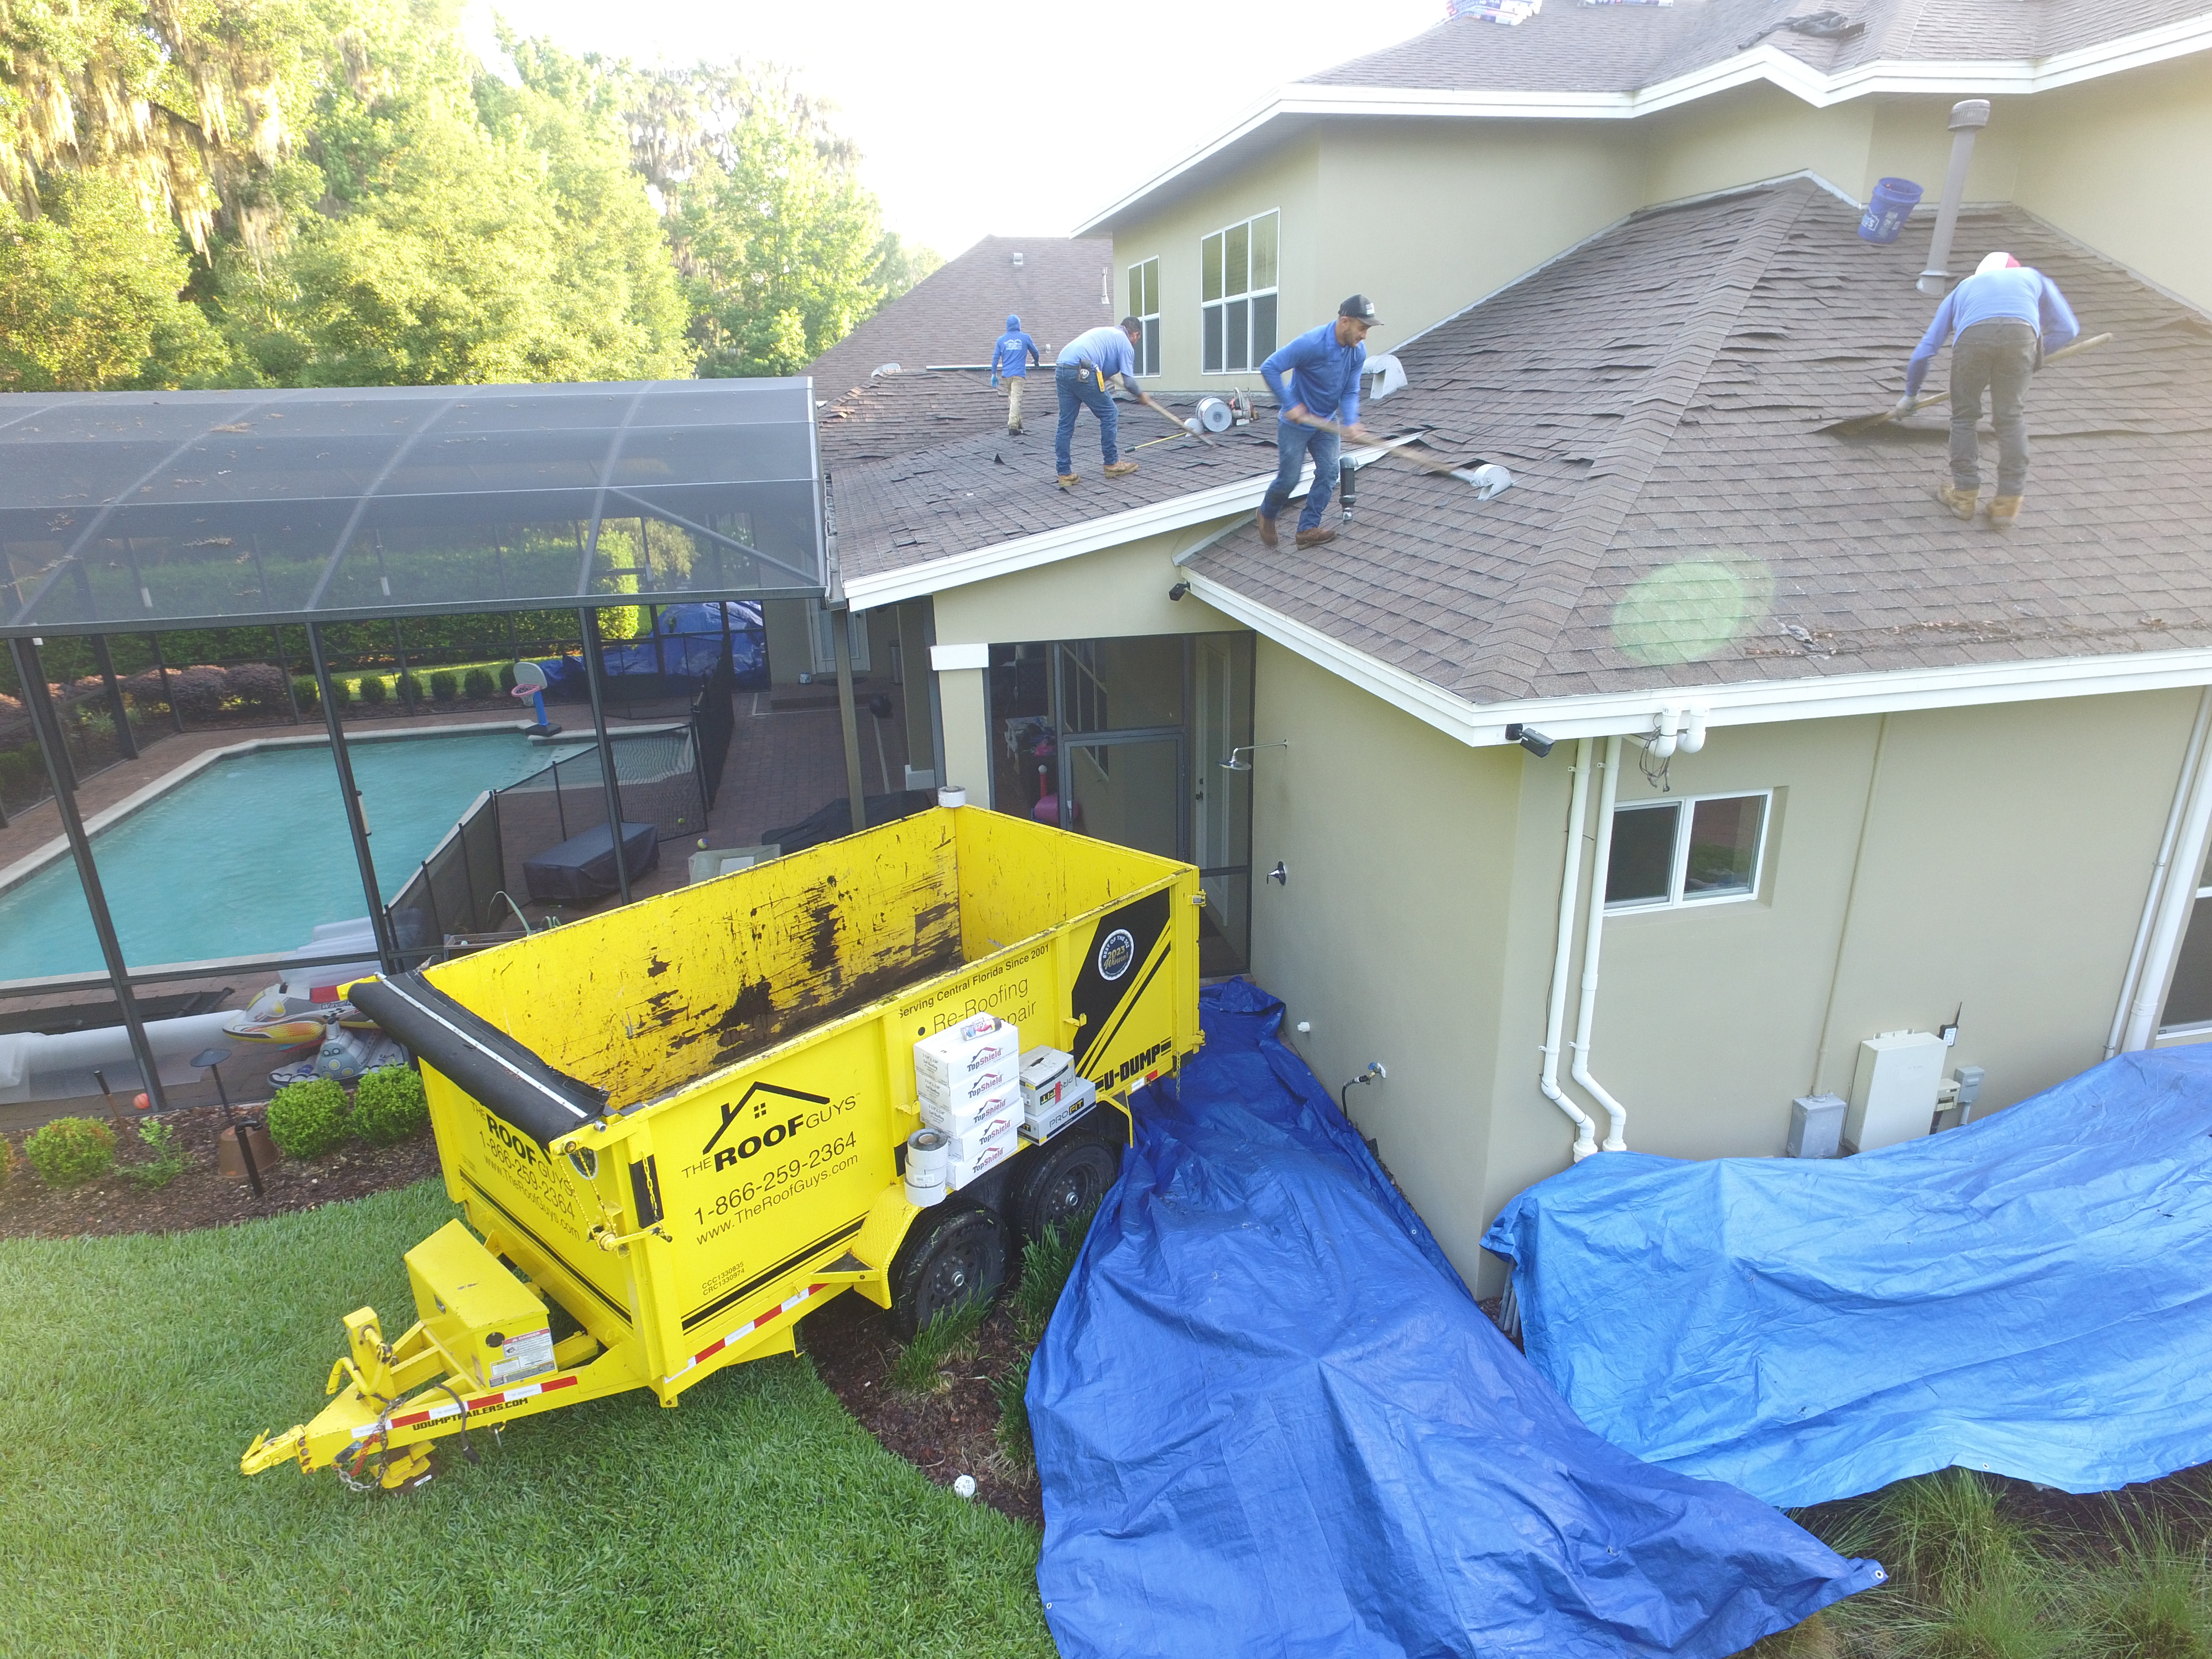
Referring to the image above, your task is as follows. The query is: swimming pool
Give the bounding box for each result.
[0,731,587,983]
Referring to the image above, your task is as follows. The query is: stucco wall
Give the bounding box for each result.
[927,529,1245,647]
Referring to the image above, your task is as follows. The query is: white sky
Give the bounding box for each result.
[463,0,1444,255]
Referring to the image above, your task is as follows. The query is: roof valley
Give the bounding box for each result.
[1460,183,1811,700]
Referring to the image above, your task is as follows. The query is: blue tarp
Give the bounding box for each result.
[534,601,765,693]
[1031,980,1881,1658]
[1483,1045,2212,1510]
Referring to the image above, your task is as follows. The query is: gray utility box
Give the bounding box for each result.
[1788,1094,1848,1159]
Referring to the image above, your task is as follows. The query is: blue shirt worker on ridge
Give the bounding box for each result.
[991,314,1039,436]
[1899,251,2080,526]
[1054,319,1182,487]
[1256,295,1379,549]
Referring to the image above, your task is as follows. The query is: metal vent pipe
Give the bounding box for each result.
[1918,99,1992,295]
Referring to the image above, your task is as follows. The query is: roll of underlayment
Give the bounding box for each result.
[905,1127,949,1206]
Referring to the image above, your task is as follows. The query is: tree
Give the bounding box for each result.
[0,171,239,389]
[870,231,943,305]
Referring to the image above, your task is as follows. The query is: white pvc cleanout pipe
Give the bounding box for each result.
[1540,739,1600,1161]
[2109,687,2212,1057]
[2124,693,2212,1052]
[1570,735,1630,1151]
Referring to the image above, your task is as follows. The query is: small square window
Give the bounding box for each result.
[1605,791,1770,910]
[1685,795,1762,896]
[1606,804,1679,906]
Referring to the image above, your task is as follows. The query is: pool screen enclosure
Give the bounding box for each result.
[0,379,832,1110]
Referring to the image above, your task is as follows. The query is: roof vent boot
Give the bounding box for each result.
[1917,100,1991,296]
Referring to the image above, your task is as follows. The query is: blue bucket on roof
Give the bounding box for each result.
[1858,178,1924,244]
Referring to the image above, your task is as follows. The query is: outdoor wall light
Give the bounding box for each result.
[1505,723,1555,758]
[1267,861,1288,885]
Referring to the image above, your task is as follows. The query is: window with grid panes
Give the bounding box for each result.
[1201,210,1278,374]
[1127,258,1160,377]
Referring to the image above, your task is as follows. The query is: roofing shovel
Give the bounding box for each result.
[1820,332,2113,437]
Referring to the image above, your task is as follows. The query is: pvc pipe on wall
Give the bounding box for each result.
[2125,693,2212,1051]
[1569,735,1630,1152]
[1539,739,1600,1161]
[2108,687,2212,1057]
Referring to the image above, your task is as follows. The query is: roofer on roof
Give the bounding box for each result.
[992,314,1039,436]
[1900,251,2080,526]
[1256,296,1379,550]
[1053,319,1181,488]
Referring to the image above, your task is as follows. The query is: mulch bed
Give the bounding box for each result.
[802,1289,1044,1529]
[0,1105,440,1239]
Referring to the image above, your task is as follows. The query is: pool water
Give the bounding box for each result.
[0,732,586,982]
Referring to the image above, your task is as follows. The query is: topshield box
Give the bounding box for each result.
[914,1015,1020,1107]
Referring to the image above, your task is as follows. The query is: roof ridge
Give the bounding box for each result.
[1459,181,1813,701]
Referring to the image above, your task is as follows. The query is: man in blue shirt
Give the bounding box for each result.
[1055,319,1181,487]
[1899,251,2079,525]
[1256,295,1379,549]
[991,314,1039,435]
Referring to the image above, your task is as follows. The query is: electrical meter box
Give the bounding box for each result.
[1845,1031,1948,1152]
[406,1220,554,1389]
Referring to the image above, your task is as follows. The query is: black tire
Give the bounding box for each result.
[1013,1138,1119,1251]
[889,1206,1008,1340]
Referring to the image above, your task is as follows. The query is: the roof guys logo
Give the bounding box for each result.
[1097,928,1136,982]
[701,1080,831,1171]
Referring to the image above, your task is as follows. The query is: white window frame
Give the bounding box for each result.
[1604,789,1772,912]
[1200,209,1279,377]
[1127,257,1160,378]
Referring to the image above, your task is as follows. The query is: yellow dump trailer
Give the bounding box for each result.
[242,805,1201,1488]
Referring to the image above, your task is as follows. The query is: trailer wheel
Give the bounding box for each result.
[890,1206,1009,1340]
[1014,1138,1119,1249]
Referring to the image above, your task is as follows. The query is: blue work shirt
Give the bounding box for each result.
[992,315,1039,379]
[1905,267,2080,397]
[1059,325,1141,387]
[1260,322,1366,426]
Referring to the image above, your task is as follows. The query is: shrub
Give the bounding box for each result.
[429,669,458,703]
[888,1300,984,1397]
[326,676,352,711]
[118,670,169,713]
[267,1078,349,1157]
[357,674,389,707]
[0,1133,17,1182]
[498,662,518,692]
[406,672,430,705]
[1011,1204,1098,1345]
[127,1118,188,1190]
[225,662,289,712]
[291,676,320,713]
[463,667,497,700]
[352,1065,428,1146]
[24,1116,117,1187]
[168,665,228,722]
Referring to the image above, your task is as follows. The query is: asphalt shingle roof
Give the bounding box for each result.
[1303,0,2212,96]
[807,237,1116,397]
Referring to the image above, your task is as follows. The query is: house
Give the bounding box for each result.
[811,0,2212,1291]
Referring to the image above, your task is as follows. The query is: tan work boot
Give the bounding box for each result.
[1935,482,1979,519]
[1256,511,1278,548]
[1295,525,1337,549]
[1055,473,1079,489]
[1987,494,2023,525]
[1103,460,1139,478]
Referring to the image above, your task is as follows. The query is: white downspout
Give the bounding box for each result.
[1539,738,1600,1161]
[2124,695,2212,1052]
[2108,686,2212,1057]
[1569,735,1630,1151]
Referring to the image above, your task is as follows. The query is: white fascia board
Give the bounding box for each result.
[1077,20,2212,232]
[839,472,1276,611]
[1183,571,2212,747]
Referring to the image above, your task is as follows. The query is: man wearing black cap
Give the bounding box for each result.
[1255,295,1379,549]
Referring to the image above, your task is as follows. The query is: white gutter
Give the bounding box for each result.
[1567,735,1630,1152]
[2107,687,2212,1057]
[2123,702,2212,1052]
[1177,571,2212,747]
[1077,19,2212,232]
[1538,738,1601,1161]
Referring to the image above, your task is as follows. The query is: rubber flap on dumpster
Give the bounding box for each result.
[1483,1045,2212,1510]
[349,973,608,1147]
[1030,979,1881,1659]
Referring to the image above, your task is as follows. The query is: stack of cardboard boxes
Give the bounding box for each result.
[915,1014,1022,1190]
[1018,1046,1095,1141]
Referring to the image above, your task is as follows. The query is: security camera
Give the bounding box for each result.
[1167,581,1190,601]
[1504,723,1554,759]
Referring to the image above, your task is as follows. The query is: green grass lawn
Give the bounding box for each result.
[0,1181,1054,1659]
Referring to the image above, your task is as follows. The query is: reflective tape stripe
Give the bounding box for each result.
[350,1373,580,1438]
[665,1283,826,1384]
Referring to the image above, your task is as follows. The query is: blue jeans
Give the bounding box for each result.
[1259,420,1340,533]
[1055,361,1119,475]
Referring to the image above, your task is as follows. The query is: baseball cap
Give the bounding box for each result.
[1338,294,1380,324]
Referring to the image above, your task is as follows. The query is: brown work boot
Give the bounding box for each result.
[1256,511,1278,548]
[1295,525,1337,549]
[1936,482,1979,519]
[1103,460,1138,478]
[1056,473,1079,489]
[1987,493,2023,525]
